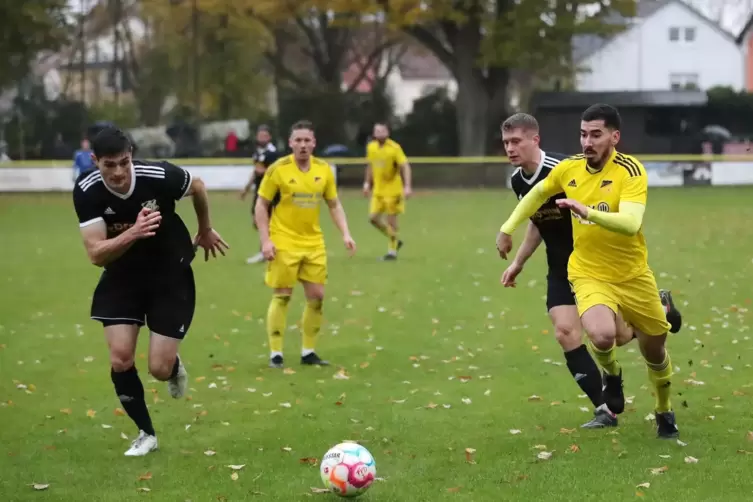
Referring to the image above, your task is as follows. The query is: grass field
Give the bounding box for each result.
[2,187,753,501]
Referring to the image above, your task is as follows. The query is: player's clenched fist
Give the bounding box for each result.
[131,207,162,239]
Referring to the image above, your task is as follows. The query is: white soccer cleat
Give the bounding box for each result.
[246,252,265,264]
[124,430,158,457]
[168,359,188,399]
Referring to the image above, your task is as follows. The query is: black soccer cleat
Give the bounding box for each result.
[381,253,397,261]
[397,240,403,251]
[602,370,626,415]
[269,355,284,369]
[301,352,329,366]
[660,289,682,334]
[655,410,679,439]
[581,405,618,429]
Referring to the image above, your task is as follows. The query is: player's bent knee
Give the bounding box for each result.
[554,325,581,351]
[148,360,174,381]
[110,352,135,372]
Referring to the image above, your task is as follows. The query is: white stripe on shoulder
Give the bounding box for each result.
[134,165,165,173]
[135,173,166,179]
[79,175,102,191]
[79,170,100,187]
[542,156,559,165]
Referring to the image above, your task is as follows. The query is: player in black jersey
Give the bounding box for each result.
[498,113,682,428]
[73,126,229,456]
[241,125,280,264]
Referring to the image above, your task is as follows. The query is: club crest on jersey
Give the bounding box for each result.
[142,199,159,211]
[597,202,610,212]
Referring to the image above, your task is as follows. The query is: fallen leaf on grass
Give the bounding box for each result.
[537,451,553,460]
[138,472,152,481]
[204,450,216,456]
[29,484,49,490]
[114,408,126,416]
[60,408,72,415]
[464,448,476,464]
[310,487,331,494]
[684,456,699,464]
[227,464,245,470]
[283,368,296,375]
[458,376,472,383]
[195,376,206,382]
[747,431,753,441]
[560,428,576,435]
[137,487,150,492]
[636,483,650,489]
[282,447,292,452]
[509,429,522,435]
[333,369,350,380]
[425,402,438,409]
[446,487,461,493]
[649,466,668,475]
[300,457,318,466]
[101,424,112,429]
[569,444,580,453]
[528,395,542,402]
[231,472,239,481]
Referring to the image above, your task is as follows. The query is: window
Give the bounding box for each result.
[669,73,699,90]
[684,27,696,42]
[669,27,679,41]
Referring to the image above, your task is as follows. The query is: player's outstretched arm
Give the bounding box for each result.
[500,183,554,236]
[586,201,645,235]
[185,176,229,260]
[326,198,356,255]
[400,161,413,196]
[513,222,543,266]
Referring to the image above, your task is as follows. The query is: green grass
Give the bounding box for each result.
[2,188,753,501]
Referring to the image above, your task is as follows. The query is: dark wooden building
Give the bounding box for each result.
[529,90,707,155]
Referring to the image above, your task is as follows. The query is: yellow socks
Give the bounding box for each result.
[267,294,290,356]
[646,352,673,413]
[301,299,323,356]
[370,219,398,251]
[588,340,622,376]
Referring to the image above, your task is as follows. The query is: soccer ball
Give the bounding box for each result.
[319,442,376,497]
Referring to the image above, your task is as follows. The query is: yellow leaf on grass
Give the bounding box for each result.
[86,409,96,418]
[114,408,126,416]
[569,444,580,453]
[359,362,370,369]
[230,472,239,481]
[138,472,152,481]
[195,376,206,382]
[60,408,72,415]
[283,368,296,375]
[649,466,668,475]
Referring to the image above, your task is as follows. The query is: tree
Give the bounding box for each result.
[378,0,637,155]
[0,0,72,91]
[248,0,402,145]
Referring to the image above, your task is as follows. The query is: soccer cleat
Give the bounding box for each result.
[660,289,682,334]
[167,358,188,399]
[269,355,284,369]
[124,430,158,457]
[397,240,403,251]
[581,404,618,429]
[381,253,397,261]
[246,252,265,264]
[602,370,625,414]
[301,352,329,366]
[655,410,679,439]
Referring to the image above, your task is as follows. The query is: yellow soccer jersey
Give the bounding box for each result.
[367,139,407,196]
[539,150,649,282]
[257,154,337,250]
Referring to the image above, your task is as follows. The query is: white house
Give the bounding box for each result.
[574,0,743,92]
[385,46,457,117]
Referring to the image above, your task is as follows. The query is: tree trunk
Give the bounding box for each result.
[451,21,509,156]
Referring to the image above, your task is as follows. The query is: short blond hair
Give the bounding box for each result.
[501,113,539,133]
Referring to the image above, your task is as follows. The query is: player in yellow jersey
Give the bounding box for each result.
[363,122,412,260]
[255,120,356,369]
[496,104,679,439]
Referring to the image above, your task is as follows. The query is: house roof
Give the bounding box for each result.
[531,90,708,109]
[574,0,737,62]
[737,14,753,43]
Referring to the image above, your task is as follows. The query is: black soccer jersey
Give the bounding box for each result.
[252,143,280,187]
[73,160,195,274]
[509,151,572,277]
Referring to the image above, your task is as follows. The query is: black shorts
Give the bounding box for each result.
[90,265,196,339]
[546,274,576,311]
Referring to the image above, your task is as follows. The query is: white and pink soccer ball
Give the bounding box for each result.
[319,442,377,498]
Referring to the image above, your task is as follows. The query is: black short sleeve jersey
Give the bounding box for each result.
[72,160,195,274]
[509,151,573,278]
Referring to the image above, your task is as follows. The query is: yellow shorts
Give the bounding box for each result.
[369,195,405,216]
[570,270,670,336]
[265,248,327,288]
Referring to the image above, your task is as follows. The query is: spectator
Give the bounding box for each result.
[73,138,95,180]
